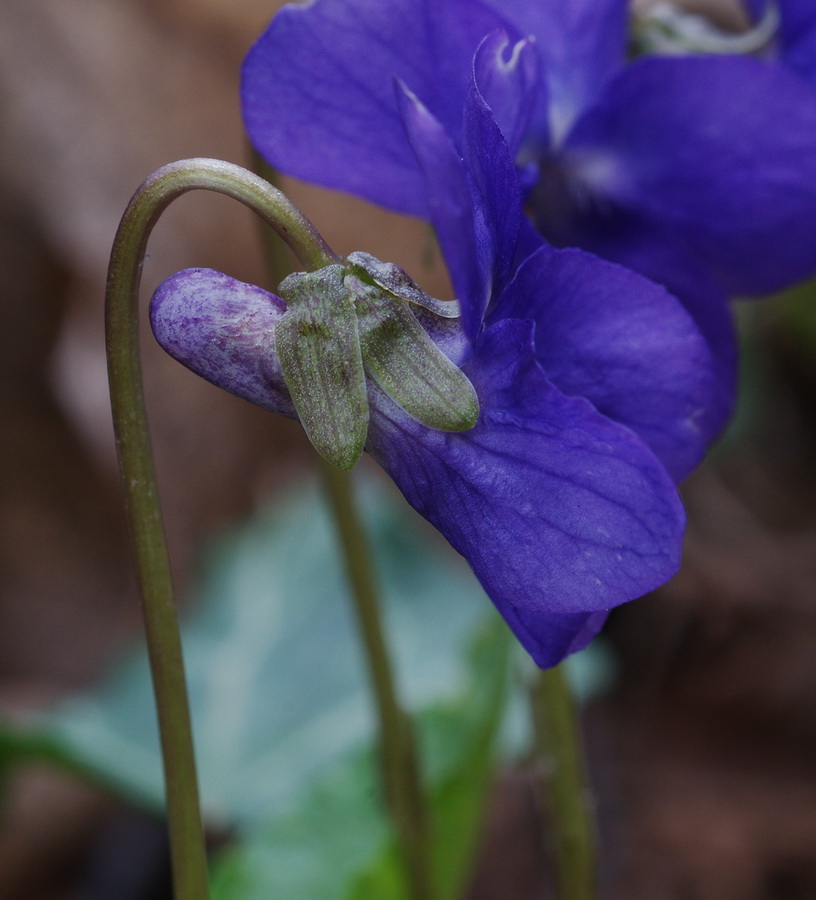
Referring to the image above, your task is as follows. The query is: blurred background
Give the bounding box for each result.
[1,0,815,897]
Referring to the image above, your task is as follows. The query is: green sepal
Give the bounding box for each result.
[277,266,368,470]
[346,273,479,432]
[347,251,460,319]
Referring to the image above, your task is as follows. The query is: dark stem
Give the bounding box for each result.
[105,158,338,900]
[530,664,598,900]
[319,461,436,900]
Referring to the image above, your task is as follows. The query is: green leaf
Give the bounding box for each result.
[277,266,368,469]
[209,749,397,900]
[771,275,816,358]
[27,471,507,826]
[5,469,617,900]
[209,620,512,900]
[424,624,511,900]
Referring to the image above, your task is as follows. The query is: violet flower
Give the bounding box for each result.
[746,0,816,84]
[150,68,718,667]
[242,0,816,408]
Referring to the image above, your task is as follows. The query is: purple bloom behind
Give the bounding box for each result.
[746,0,816,84]
[242,0,816,393]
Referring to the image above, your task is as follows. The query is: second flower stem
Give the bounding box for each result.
[319,461,436,900]
[530,664,598,900]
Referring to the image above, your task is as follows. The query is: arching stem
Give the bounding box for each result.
[104,158,338,900]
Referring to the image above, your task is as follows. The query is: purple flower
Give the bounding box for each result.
[746,0,816,84]
[151,71,719,667]
[242,0,816,406]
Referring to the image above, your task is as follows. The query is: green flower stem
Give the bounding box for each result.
[105,158,339,900]
[319,461,436,900]
[530,664,598,900]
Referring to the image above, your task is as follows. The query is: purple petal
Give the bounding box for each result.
[746,1,816,83]
[491,245,724,482]
[546,210,738,421]
[743,0,764,15]
[472,30,540,158]
[397,78,525,339]
[366,318,686,617]
[778,0,816,83]
[461,76,525,308]
[479,0,628,144]
[558,55,816,298]
[396,82,485,340]
[242,0,509,216]
[499,608,609,669]
[149,268,295,418]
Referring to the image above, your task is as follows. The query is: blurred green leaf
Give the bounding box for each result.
[209,748,399,900]
[209,621,511,900]
[0,465,616,899]
[22,468,507,826]
[715,276,816,454]
[772,276,816,353]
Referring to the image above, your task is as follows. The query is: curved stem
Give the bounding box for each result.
[105,158,338,900]
[319,462,436,900]
[530,664,598,900]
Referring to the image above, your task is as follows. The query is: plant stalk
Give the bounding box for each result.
[319,461,436,900]
[530,664,598,900]
[105,158,338,900]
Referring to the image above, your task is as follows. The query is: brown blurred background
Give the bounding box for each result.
[1,1,815,897]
